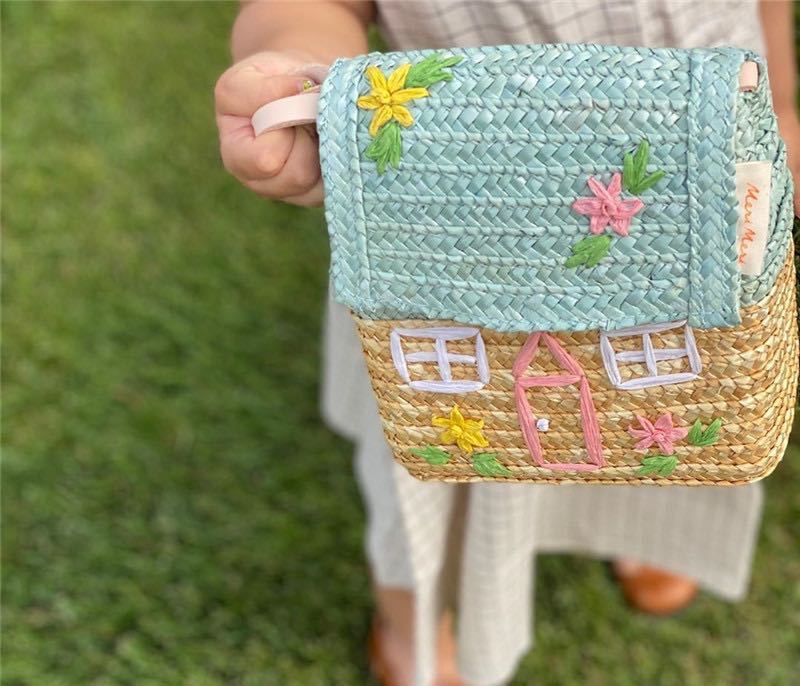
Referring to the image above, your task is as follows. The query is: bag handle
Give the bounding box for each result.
[251,61,760,135]
[251,91,320,135]
[251,64,327,135]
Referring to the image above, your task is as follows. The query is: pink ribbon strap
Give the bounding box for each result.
[250,65,327,135]
[251,91,320,135]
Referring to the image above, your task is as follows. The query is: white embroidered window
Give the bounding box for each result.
[599,320,701,390]
[390,327,490,393]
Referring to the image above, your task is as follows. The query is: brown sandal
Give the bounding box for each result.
[614,562,699,616]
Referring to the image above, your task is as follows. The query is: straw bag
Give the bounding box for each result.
[254,43,798,485]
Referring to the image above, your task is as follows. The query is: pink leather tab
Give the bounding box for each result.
[739,61,758,92]
[251,92,320,135]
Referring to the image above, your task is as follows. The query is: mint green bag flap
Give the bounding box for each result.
[319,44,790,333]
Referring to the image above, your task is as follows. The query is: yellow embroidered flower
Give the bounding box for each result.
[357,64,429,137]
[432,405,489,454]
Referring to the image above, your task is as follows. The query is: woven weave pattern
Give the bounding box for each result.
[354,254,798,485]
[736,72,795,306]
[319,44,788,333]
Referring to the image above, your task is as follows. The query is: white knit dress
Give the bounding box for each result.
[322,2,766,685]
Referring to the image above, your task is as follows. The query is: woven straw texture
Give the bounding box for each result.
[319,43,791,333]
[353,251,798,485]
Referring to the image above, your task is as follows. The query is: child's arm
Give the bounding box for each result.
[215,1,374,206]
[759,0,800,214]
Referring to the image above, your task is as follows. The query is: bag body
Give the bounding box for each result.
[315,43,797,484]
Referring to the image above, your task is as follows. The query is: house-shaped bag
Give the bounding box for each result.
[254,43,798,484]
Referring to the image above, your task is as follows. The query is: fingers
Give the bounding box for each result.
[282,184,325,207]
[217,112,295,181]
[240,126,323,203]
[215,54,323,205]
[219,116,321,200]
[215,65,307,117]
[215,65,304,183]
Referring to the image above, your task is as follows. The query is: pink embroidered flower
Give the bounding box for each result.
[572,172,644,237]
[628,413,688,455]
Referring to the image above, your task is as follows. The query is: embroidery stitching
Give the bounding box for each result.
[358,53,462,173]
[572,172,644,237]
[411,445,450,465]
[636,454,679,477]
[432,405,489,454]
[390,326,490,393]
[566,139,664,268]
[623,139,666,194]
[472,452,512,477]
[687,418,723,446]
[600,320,702,389]
[513,332,606,471]
[628,413,688,455]
[357,64,429,137]
[564,234,613,268]
[630,414,723,478]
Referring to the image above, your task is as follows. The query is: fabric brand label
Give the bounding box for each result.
[735,161,771,276]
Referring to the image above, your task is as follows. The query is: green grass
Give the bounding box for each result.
[2,3,799,684]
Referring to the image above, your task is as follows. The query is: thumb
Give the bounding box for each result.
[215,65,308,118]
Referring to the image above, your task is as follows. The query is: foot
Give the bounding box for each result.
[433,613,467,686]
[613,559,699,616]
[369,617,411,686]
[369,612,467,686]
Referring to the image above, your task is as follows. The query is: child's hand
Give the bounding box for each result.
[215,51,324,206]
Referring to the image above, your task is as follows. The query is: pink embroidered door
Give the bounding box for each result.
[512,333,605,472]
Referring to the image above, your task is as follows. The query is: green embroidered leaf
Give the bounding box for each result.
[623,149,635,189]
[365,121,402,174]
[687,418,723,447]
[565,234,613,268]
[472,452,512,477]
[623,140,665,195]
[687,419,703,445]
[439,56,463,67]
[411,445,450,466]
[633,138,649,170]
[363,55,460,172]
[636,170,666,192]
[636,454,679,477]
[405,53,463,88]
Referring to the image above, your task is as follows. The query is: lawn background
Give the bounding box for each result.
[2,2,799,685]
